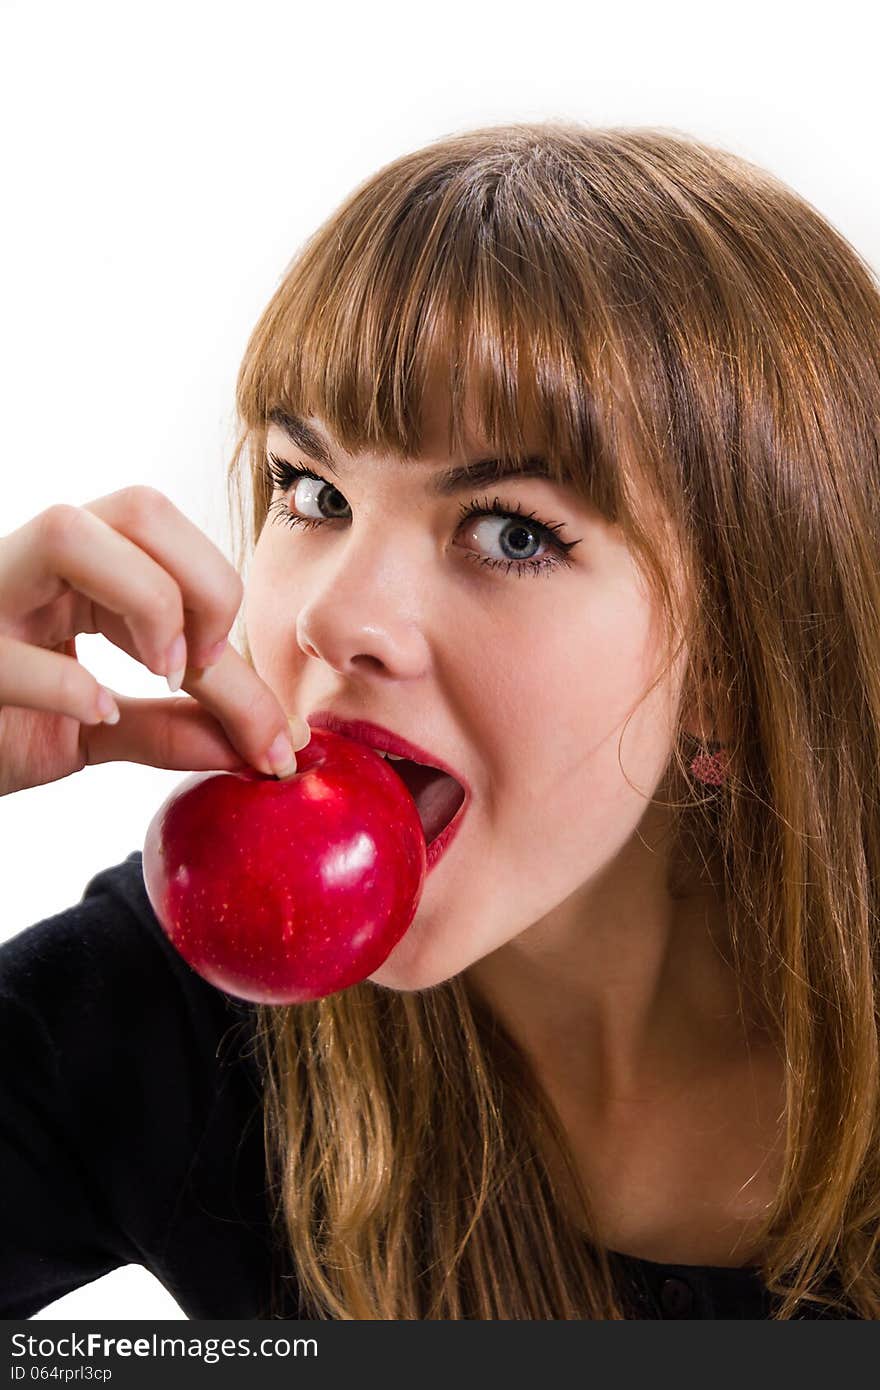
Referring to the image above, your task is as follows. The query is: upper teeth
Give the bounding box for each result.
[376,750,406,761]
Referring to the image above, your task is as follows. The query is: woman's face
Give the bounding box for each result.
[245,391,689,994]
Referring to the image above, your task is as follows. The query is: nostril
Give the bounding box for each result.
[352,654,385,674]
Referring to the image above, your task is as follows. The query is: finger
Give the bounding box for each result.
[169,640,310,778]
[69,612,310,779]
[0,504,187,680]
[83,691,254,773]
[0,632,119,726]
[82,486,243,674]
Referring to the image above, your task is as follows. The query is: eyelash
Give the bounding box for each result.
[262,454,580,579]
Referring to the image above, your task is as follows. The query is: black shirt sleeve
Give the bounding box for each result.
[0,850,289,1319]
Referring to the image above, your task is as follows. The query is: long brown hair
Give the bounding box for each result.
[224,121,880,1318]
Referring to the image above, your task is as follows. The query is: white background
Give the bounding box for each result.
[1,0,878,1321]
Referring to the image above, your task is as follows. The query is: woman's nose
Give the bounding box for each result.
[295,534,431,680]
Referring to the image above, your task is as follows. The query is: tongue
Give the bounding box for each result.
[388,760,465,844]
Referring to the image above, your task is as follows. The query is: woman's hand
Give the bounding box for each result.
[0,486,307,797]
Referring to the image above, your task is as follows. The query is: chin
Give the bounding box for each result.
[367,936,466,995]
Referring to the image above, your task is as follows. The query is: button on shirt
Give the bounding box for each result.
[609,1253,770,1320]
[660,1277,696,1318]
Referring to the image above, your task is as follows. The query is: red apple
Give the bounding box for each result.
[142,727,427,1004]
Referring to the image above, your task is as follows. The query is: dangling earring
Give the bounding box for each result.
[689,742,730,787]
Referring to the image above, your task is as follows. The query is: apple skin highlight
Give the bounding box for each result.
[142,727,427,1005]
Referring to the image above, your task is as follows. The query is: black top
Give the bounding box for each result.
[0,851,847,1320]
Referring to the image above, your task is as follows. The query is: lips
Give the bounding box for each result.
[306,711,470,849]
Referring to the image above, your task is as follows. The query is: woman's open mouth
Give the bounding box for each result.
[305,712,471,870]
[374,754,467,854]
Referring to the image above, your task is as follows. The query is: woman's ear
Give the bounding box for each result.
[678,674,733,748]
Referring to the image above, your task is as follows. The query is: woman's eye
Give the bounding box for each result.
[285,471,350,525]
[455,508,578,577]
[263,454,581,579]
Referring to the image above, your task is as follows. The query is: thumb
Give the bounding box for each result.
[83,691,253,774]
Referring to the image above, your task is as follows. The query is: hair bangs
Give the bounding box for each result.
[235,149,634,531]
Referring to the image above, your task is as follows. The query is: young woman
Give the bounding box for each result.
[1,120,878,1320]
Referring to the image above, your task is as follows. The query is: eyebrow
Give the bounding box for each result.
[268,407,558,496]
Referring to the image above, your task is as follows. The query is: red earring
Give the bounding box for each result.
[689,744,730,786]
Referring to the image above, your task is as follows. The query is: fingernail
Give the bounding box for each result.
[287,715,311,751]
[265,731,298,779]
[166,666,185,694]
[96,686,120,725]
[164,633,187,684]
